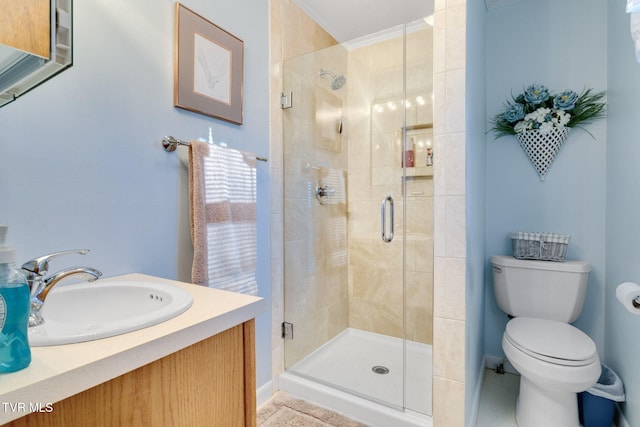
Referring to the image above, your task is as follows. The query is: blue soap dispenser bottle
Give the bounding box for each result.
[0,225,31,372]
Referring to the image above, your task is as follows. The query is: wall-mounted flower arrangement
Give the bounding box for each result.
[490,84,606,180]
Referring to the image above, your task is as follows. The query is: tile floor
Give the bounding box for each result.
[475,369,519,427]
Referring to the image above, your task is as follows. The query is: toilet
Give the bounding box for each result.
[491,255,601,427]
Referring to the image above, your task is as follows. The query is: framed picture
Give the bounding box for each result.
[174,3,244,125]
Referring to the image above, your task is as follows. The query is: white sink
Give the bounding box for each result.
[29,280,194,346]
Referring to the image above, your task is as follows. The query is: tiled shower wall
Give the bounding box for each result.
[269,0,339,386]
[347,29,434,344]
[270,1,467,425]
[432,0,467,426]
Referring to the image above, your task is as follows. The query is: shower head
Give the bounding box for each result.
[319,69,346,90]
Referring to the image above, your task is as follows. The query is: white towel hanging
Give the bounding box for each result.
[189,140,258,296]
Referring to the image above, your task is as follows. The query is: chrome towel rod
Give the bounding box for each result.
[161,135,268,162]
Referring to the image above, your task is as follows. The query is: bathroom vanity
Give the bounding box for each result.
[0,274,266,426]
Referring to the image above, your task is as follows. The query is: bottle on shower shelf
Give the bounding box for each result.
[403,137,415,168]
[426,147,433,166]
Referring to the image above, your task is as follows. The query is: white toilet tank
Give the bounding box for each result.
[491,255,591,323]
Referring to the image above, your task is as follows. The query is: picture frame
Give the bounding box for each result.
[174,3,244,125]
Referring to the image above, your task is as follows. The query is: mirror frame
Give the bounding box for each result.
[0,0,73,108]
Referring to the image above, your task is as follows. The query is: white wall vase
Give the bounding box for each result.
[515,127,570,181]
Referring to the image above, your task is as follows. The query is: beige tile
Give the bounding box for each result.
[272,345,284,380]
[432,132,466,197]
[271,313,283,354]
[413,235,434,273]
[286,308,331,367]
[433,376,465,427]
[432,72,446,137]
[444,132,466,196]
[434,257,465,320]
[269,130,283,170]
[444,68,466,134]
[433,136,446,196]
[407,306,433,344]
[349,297,403,339]
[433,11,446,75]
[271,258,284,347]
[407,198,434,234]
[328,299,349,338]
[347,170,372,201]
[445,5,466,71]
[433,317,465,381]
[447,0,467,7]
[407,29,433,71]
[270,169,283,214]
[433,197,447,257]
[348,199,378,236]
[370,235,403,267]
[281,0,338,61]
[406,270,434,344]
[349,264,375,299]
[445,195,466,258]
[283,198,311,241]
[270,210,283,251]
[371,132,398,168]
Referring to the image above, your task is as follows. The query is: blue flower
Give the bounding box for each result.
[553,90,578,110]
[502,103,525,123]
[524,84,550,104]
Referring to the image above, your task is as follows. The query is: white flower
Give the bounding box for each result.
[514,120,531,133]
[534,108,551,123]
[539,121,554,134]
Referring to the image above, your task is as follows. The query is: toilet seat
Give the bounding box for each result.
[504,317,598,367]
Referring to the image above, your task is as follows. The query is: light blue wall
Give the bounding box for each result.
[484,0,608,360]
[606,2,640,425]
[465,1,487,425]
[0,0,272,389]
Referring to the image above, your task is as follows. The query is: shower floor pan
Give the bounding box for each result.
[280,328,432,427]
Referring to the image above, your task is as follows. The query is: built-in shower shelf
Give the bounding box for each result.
[403,166,433,179]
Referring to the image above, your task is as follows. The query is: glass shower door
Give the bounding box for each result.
[282,41,350,374]
[402,20,434,416]
[282,21,433,416]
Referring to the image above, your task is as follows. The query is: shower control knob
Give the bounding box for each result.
[315,185,335,204]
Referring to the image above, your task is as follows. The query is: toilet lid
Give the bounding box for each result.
[505,317,598,366]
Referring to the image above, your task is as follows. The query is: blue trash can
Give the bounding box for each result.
[578,364,625,427]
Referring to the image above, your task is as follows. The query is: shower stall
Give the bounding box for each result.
[279,19,434,426]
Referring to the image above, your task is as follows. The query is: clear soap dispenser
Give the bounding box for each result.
[0,225,31,372]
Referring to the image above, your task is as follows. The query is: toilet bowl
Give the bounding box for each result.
[502,317,601,427]
[491,255,600,427]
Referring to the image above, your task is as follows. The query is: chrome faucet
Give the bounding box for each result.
[21,250,102,327]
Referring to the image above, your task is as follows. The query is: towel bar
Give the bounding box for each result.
[161,135,268,162]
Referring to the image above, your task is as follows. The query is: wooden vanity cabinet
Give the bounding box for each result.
[0,0,50,58]
[6,320,257,427]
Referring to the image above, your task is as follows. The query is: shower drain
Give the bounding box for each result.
[372,365,390,375]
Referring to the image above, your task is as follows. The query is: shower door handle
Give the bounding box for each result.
[381,195,394,242]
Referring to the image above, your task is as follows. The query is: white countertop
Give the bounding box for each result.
[0,273,266,424]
